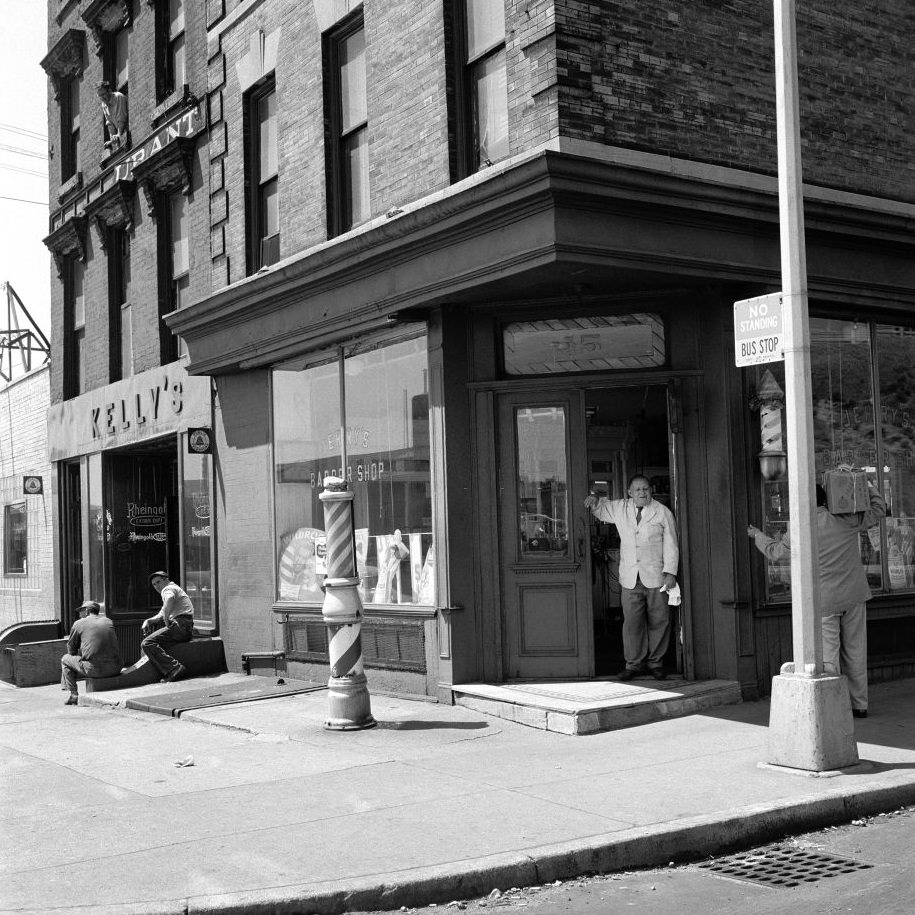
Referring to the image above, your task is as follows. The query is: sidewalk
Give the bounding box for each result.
[3,674,915,915]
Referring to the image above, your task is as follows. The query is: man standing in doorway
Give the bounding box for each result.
[142,571,194,682]
[585,475,679,680]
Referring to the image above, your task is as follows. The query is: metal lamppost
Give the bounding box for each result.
[765,0,857,770]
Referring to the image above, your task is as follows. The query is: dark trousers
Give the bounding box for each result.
[620,577,671,671]
[141,616,193,677]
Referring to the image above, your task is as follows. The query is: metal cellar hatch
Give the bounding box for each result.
[698,846,873,888]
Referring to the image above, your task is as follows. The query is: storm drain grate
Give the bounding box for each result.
[698,846,873,888]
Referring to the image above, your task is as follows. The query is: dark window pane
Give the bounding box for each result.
[4,503,28,574]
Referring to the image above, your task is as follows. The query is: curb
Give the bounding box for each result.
[17,775,915,915]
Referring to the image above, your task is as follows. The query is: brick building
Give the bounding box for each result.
[44,1,915,701]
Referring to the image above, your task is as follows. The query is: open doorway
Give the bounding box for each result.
[585,385,678,676]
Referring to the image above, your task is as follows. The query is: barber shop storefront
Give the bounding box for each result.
[48,364,215,664]
[168,152,915,703]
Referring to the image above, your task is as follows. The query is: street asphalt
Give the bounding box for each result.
[3,673,915,915]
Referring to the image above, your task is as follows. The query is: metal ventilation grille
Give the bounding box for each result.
[698,847,873,888]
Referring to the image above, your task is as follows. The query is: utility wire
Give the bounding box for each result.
[0,194,47,206]
[0,143,48,160]
[0,163,47,178]
[0,123,47,142]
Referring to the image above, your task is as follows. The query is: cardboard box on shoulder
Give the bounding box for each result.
[822,470,870,514]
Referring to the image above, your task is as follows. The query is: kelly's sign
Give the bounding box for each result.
[113,105,201,183]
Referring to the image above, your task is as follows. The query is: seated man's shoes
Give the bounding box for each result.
[852,709,868,719]
[64,694,78,706]
[650,668,667,680]
[617,668,636,681]
[162,663,187,683]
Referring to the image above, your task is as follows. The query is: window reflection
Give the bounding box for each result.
[516,406,569,556]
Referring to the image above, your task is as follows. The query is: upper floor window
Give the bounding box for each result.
[4,503,27,575]
[246,78,279,273]
[455,0,508,176]
[108,228,132,381]
[168,192,189,358]
[61,76,81,181]
[158,0,186,100]
[64,257,85,399]
[325,15,369,236]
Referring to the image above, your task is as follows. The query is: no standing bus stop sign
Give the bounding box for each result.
[734,293,784,367]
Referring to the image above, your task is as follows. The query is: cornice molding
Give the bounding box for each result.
[43,214,88,277]
[81,0,132,56]
[132,137,196,216]
[40,28,86,98]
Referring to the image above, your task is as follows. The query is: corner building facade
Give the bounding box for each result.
[50,0,915,701]
[43,0,216,661]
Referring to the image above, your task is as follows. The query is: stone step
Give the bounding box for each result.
[452,677,742,735]
[85,638,227,692]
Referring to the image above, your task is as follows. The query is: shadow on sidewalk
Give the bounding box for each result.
[375,720,491,731]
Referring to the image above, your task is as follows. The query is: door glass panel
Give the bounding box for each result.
[516,406,569,557]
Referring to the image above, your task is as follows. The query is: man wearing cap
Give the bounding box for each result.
[61,600,123,705]
[141,571,194,682]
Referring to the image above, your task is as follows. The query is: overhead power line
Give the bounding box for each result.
[0,163,47,178]
[0,143,48,160]
[0,123,47,142]
[0,194,47,206]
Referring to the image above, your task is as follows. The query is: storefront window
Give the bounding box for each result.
[756,316,915,601]
[87,454,105,605]
[105,452,177,614]
[182,448,215,627]
[272,335,433,607]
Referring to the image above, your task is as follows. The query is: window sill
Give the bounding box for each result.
[57,171,83,202]
[152,85,195,128]
[273,603,437,620]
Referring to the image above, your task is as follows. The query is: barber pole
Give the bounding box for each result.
[319,477,375,730]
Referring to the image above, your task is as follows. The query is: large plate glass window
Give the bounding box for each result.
[182,445,215,627]
[272,333,433,607]
[755,316,915,601]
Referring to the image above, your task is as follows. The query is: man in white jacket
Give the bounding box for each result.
[585,475,679,680]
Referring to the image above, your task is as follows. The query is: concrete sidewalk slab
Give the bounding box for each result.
[2,676,915,915]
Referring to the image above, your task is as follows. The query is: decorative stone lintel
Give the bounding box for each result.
[81,0,132,56]
[133,136,196,216]
[40,29,86,99]
[44,215,88,277]
[86,179,137,248]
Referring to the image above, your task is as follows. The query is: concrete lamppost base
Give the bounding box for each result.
[767,667,858,772]
[325,671,376,730]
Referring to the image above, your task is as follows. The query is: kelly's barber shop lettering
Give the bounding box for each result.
[91,377,184,439]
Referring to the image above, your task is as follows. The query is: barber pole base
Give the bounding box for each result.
[326,670,376,730]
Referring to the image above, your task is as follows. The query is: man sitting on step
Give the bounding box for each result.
[61,600,123,705]
[141,571,194,683]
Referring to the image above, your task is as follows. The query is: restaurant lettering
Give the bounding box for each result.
[113,107,200,182]
[91,378,183,439]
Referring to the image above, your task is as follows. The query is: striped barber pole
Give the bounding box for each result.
[329,623,365,679]
[323,497,355,579]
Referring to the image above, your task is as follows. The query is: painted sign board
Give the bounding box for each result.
[734,293,784,367]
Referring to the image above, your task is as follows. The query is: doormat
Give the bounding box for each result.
[125,677,325,717]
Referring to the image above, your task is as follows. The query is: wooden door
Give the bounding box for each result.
[498,391,593,679]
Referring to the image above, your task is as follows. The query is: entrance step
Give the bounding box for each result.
[452,677,742,735]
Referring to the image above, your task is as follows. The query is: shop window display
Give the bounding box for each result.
[756,317,915,601]
[273,335,433,607]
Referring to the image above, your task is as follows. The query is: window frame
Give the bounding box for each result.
[244,75,280,274]
[4,502,28,576]
[324,12,369,237]
[63,256,85,399]
[107,227,131,381]
[449,0,509,180]
[157,0,186,101]
[61,75,81,182]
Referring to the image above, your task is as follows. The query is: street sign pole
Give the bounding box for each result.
[765,0,858,771]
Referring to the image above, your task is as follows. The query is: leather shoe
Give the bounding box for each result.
[64,694,78,706]
[852,709,868,719]
[650,668,667,680]
[617,668,636,681]
[162,663,187,683]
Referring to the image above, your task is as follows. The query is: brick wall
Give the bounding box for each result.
[555,0,915,202]
[0,367,55,630]
[46,0,211,404]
